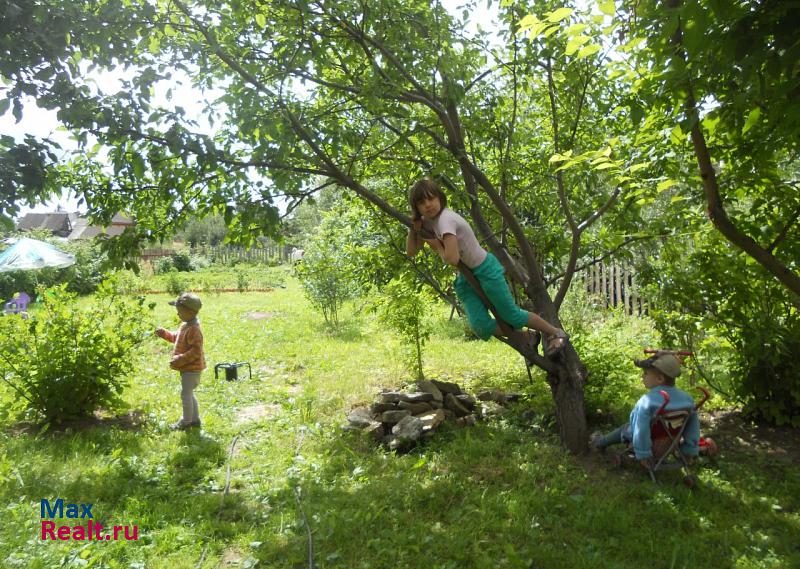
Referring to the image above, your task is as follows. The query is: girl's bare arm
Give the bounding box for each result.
[406,227,423,257]
[440,234,460,266]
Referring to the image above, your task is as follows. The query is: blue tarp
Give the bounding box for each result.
[0,238,76,272]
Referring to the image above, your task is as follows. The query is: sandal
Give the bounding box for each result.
[545,330,569,357]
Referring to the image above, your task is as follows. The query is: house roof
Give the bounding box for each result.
[16,212,76,234]
[67,215,134,239]
[16,212,135,240]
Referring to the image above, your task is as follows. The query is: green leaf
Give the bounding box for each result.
[599,1,616,16]
[547,8,573,22]
[670,125,684,145]
[742,107,761,134]
[594,162,615,170]
[131,152,145,178]
[255,13,266,28]
[565,36,590,56]
[565,24,588,37]
[576,45,601,59]
[657,179,677,192]
[542,25,561,38]
[518,14,540,32]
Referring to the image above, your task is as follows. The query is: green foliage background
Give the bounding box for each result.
[0,283,152,424]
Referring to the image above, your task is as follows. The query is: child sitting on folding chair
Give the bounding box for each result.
[591,353,711,482]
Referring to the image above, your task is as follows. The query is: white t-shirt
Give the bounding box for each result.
[428,208,487,269]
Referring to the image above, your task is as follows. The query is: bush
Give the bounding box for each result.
[166,272,190,296]
[190,254,211,270]
[559,286,660,417]
[640,230,800,426]
[62,239,106,295]
[295,212,361,327]
[104,270,144,295]
[171,251,193,272]
[372,278,433,380]
[236,271,250,292]
[154,257,174,274]
[0,284,152,424]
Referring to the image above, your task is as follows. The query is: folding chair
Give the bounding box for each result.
[614,386,710,487]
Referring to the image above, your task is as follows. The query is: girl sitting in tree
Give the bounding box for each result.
[405,179,568,356]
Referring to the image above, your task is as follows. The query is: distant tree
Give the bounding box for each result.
[177,214,228,247]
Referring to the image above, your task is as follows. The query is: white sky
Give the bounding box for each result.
[2,0,500,218]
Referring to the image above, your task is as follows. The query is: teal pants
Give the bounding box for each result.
[453,253,529,340]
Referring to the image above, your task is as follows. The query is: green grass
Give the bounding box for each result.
[1,266,798,568]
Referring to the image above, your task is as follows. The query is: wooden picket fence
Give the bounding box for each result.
[140,247,174,262]
[141,240,293,265]
[581,262,648,315]
[196,241,291,264]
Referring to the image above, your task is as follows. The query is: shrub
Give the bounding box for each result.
[104,270,144,295]
[0,284,152,424]
[190,254,211,270]
[640,230,800,426]
[62,239,106,295]
[171,251,193,272]
[296,253,354,327]
[166,272,190,296]
[373,278,433,380]
[154,257,174,274]
[236,271,250,292]
[295,212,361,327]
[559,286,660,417]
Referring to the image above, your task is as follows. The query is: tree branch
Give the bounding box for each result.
[665,0,800,301]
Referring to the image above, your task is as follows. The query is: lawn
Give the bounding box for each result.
[1,267,798,569]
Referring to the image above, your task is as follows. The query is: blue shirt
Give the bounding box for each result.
[628,386,700,460]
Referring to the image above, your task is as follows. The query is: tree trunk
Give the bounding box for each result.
[547,348,589,454]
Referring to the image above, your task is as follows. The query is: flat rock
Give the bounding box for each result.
[371,402,399,414]
[455,414,477,427]
[477,389,522,405]
[415,380,444,402]
[455,393,477,410]
[364,421,385,442]
[404,392,435,403]
[392,415,424,441]
[380,391,408,404]
[416,409,446,432]
[380,391,434,404]
[445,393,471,417]
[479,401,508,419]
[398,400,433,414]
[381,410,411,424]
[430,379,462,395]
[347,407,376,428]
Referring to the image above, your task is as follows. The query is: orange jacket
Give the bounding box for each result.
[160,320,206,372]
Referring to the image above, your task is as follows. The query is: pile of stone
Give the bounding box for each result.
[345,379,522,451]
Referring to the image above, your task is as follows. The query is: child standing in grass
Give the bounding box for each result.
[591,353,701,466]
[405,179,568,355]
[156,292,206,430]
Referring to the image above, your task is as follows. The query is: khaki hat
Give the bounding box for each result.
[634,353,682,379]
[168,292,202,312]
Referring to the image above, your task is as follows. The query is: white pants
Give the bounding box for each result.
[180,371,201,423]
